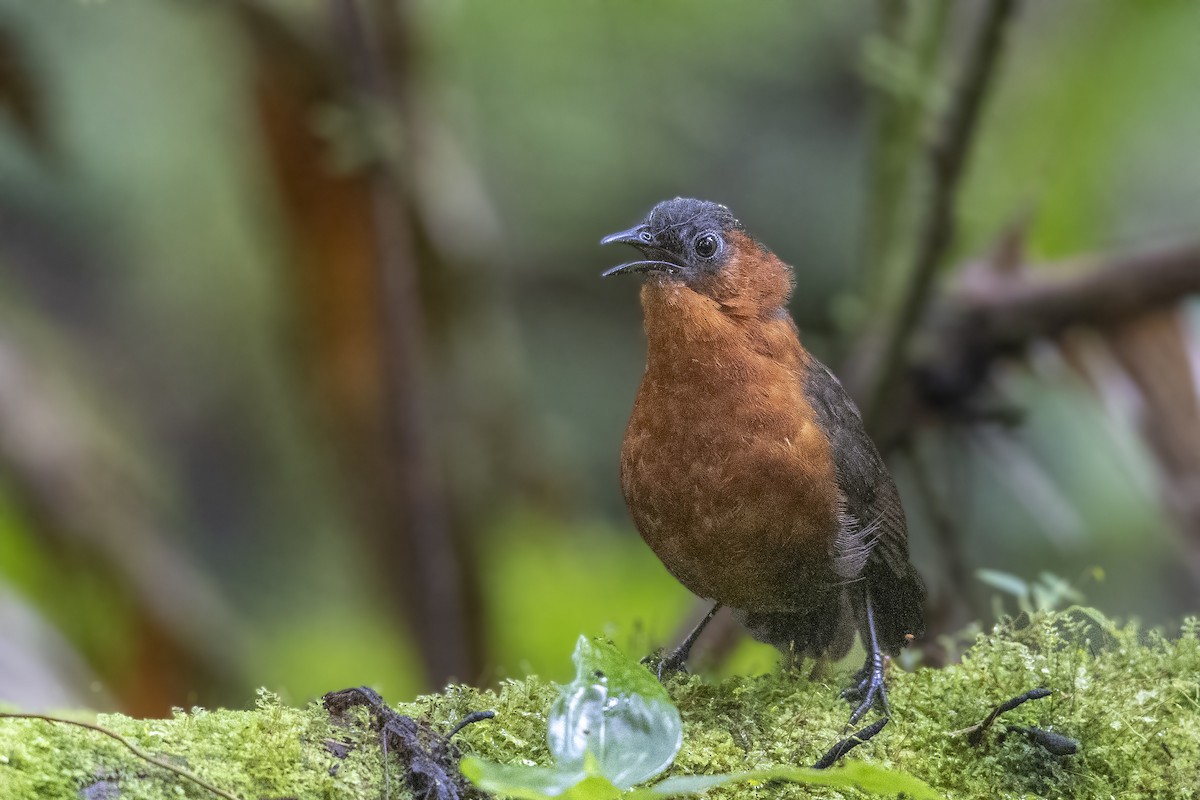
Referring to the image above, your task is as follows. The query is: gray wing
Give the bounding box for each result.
[802,358,926,652]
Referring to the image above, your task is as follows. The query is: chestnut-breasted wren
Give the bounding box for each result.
[601,197,925,727]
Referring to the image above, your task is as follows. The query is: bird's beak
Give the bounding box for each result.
[600,225,682,278]
[599,225,647,248]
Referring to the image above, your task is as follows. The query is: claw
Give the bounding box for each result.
[840,667,870,702]
[655,651,690,682]
[846,658,889,725]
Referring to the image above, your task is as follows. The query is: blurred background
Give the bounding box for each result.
[0,0,1197,716]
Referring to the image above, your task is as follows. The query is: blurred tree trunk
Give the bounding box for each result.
[242,1,483,687]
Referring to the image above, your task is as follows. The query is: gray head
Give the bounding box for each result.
[600,198,744,280]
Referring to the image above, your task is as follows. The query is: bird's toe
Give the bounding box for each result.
[846,669,889,725]
[640,648,689,683]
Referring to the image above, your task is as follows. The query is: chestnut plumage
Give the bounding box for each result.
[602,197,925,726]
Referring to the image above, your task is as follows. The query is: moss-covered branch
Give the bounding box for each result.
[1,610,1197,799]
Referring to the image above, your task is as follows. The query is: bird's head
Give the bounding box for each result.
[600,197,742,281]
[601,197,792,316]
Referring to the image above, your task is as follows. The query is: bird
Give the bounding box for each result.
[600,197,925,732]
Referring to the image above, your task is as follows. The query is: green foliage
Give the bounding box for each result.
[976,569,1086,615]
[960,1,1200,258]
[1,610,1198,799]
[479,513,698,684]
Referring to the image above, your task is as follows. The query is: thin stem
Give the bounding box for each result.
[862,0,1021,429]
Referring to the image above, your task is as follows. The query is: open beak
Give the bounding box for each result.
[599,225,648,248]
[599,225,682,278]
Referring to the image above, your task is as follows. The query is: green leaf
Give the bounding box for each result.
[628,761,941,799]
[460,758,628,800]
[1034,571,1085,610]
[976,569,1030,600]
[460,757,588,799]
[547,636,683,790]
[564,775,627,800]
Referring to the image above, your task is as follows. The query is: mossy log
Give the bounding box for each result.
[1,610,1197,799]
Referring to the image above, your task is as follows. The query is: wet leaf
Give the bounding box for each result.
[548,636,682,790]
[461,637,682,798]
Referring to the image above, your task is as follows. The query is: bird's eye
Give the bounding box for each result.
[694,232,720,259]
[639,230,653,243]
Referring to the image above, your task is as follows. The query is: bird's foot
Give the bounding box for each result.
[841,651,890,725]
[642,602,722,683]
[642,645,690,682]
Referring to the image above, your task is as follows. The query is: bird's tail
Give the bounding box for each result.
[732,592,858,662]
[862,560,926,655]
[733,560,925,662]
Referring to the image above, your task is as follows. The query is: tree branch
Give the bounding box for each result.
[862,0,1020,429]
[950,241,1200,347]
[914,240,1200,410]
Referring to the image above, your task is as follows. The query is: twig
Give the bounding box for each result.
[950,686,1051,746]
[0,712,242,800]
[811,717,889,769]
[863,0,1021,429]
[1003,724,1079,755]
[323,686,484,800]
[446,710,496,739]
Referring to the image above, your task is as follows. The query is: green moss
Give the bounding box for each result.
[1,610,1197,799]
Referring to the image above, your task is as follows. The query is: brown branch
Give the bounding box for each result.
[948,241,1200,349]
[914,241,1200,411]
[862,237,1200,457]
[862,0,1020,430]
[0,713,242,800]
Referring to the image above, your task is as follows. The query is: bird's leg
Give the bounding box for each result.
[653,602,722,680]
[841,593,890,724]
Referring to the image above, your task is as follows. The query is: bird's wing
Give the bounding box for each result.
[801,358,925,650]
[800,359,899,570]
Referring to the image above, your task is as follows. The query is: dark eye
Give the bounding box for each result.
[694,233,719,259]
